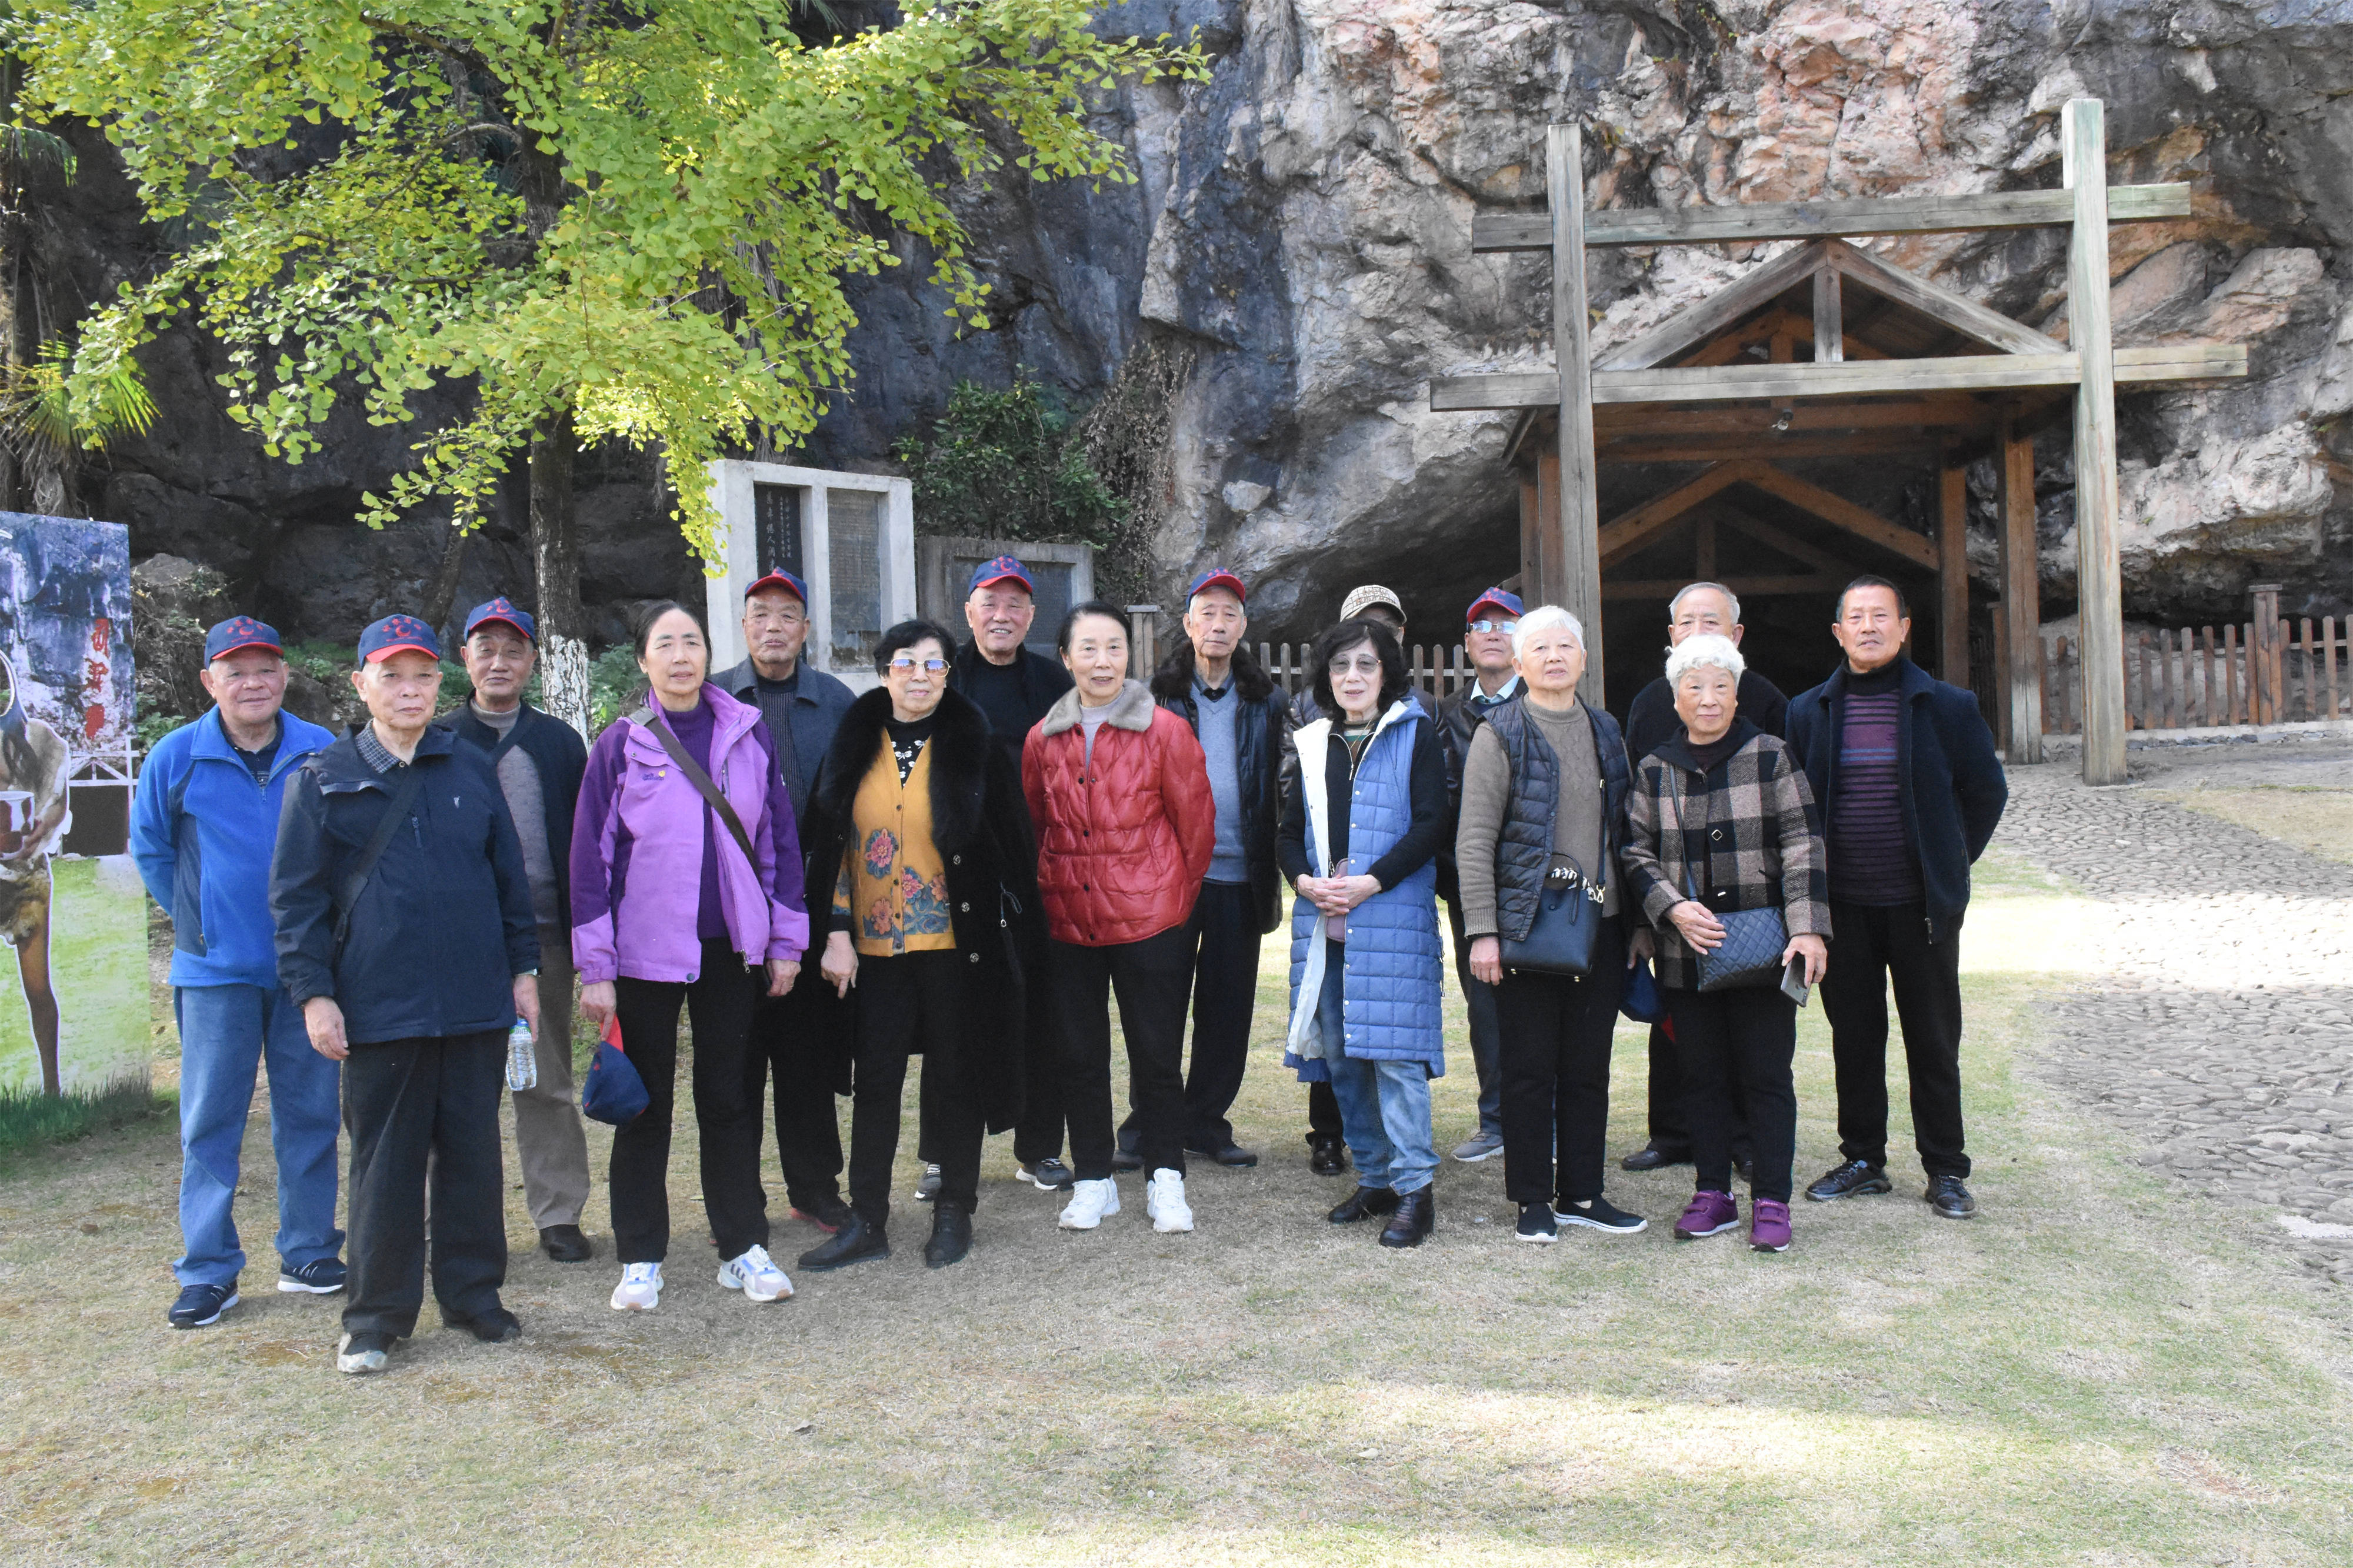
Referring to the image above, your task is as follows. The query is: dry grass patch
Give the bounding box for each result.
[2161,785,2353,863]
[3,853,2350,1564]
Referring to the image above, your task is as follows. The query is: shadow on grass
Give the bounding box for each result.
[0,1082,175,1173]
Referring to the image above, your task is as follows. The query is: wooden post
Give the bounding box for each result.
[2251,583,2281,725]
[1534,449,1564,606]
[1813,262,1843,363]
[1518,475,1541,602]
[1938,458,1969,687]
[2065,98,2126,783]
[1549,124,1605,705]
[1995,418,2043,761]
[1125,603,1159,680]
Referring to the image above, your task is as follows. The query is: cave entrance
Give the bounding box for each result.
[1431,101,2246,783]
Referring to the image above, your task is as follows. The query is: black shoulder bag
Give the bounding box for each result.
[332,764,427,954]
[1499,855,1603,978]
[631,707,758,863]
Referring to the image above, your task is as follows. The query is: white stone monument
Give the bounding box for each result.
[702,462,916,692]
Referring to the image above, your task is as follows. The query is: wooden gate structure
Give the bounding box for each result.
[1430,99,2246,785]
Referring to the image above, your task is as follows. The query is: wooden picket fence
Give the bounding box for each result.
[1254,642,1481,702]
[2041,613,2352,733]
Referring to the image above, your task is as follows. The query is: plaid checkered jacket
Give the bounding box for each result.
[1621,722,1830,990]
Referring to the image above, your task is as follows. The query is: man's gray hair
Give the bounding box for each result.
[1669,581,1742,626]
[1510,603,1585,658]
[1665,632,1745,685]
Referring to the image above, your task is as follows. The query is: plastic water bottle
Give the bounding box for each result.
[506,1020,538,1092]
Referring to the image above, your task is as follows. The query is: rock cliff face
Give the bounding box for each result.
[39,2,2353,676]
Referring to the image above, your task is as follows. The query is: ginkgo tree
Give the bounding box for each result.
[12,0,1194,730]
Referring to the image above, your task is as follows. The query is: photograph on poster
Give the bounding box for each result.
[0,512,143,1097]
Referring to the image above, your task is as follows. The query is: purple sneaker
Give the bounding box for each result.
[1749,1198,1791,1253]
[1673,1189,1738,1240]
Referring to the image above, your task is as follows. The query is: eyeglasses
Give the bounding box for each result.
[889,656,948,673]
[1468,620,1518,636]
[1331,656,1384,677]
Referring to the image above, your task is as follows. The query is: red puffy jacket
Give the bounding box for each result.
[1023,679,1215,946]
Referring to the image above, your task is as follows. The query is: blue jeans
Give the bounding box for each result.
[1314,957,1438,1195]
[174,985,344,1287]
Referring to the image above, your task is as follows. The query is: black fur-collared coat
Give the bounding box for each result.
[801,686,1039,1134]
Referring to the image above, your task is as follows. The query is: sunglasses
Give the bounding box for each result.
[1468,620,1518,635]
[889,656,948,673]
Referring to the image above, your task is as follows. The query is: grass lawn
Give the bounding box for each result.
[2161,784,2353,865]
[1,850,2348,1564]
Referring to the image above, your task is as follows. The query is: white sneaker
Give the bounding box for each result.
[610,1261,663,1312]
[1146,1168,1194,1233]
[1058,1176,1121,1230]
[335,1332,389,1375]
[717,1243,793,1302]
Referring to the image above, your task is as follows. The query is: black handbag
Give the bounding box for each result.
[1500,855,1603,978]
[1685,872,1788,993]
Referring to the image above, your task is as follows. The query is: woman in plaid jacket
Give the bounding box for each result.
[1621,634,1829,1255]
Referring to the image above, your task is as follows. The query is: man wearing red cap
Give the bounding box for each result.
[945,554,1076,1196]
[711,568,859,1235]
[446,596,595,1262]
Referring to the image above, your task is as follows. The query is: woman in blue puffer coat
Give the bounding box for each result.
[1278,618,1448,1248]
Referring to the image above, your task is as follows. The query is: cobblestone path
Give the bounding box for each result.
[1995,758,2353,1289]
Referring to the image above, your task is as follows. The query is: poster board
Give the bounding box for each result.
[0,513,144,1096]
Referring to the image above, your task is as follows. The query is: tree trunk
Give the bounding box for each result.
[531,406,592,738]
[419,519,472,636]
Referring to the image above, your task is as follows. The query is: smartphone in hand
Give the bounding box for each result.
[1780,955,1811,1007]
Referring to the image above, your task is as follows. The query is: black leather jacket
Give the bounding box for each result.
[1151,636,1292,935]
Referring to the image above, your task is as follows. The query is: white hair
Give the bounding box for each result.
[1509,604,1585,659]
[1669,581,1741,625]
[1666,632,1746,685]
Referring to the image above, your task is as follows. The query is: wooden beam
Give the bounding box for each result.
[2067,99,2126,785]
[1596,243,1825,371]
[1604,574,1847,600]
[1534,448,1562,605]
[1469,182,2194,252]
[1938,460,1970,684]
[1593,397,1991,435]
[1829,241,2067,357]
[1596,461,1755,568]
[1518,474,1541,605]
[1737,463,1941,571]
[1551,124,1605,704]
[1714,509,1867,578]
[1996,415,2044,762]
[1814,262,1842,363]
[1679,309,1813,368]
[1429,342,2246,411]
[1597,431,1948,465]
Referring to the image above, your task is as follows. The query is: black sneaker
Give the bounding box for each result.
[336,1330,395,1375]
[791,1199,855,1235]
[444,1306,523,1343]
[276,1257,346,1295]
[168,1281,239,1329]
[1515,1202,1558,1245]
[912,1163,942,1202]
[1618,1142,1690,1172]
[797,1212,891,1270]
[1110,1147,1144,1174]
[1553,1197,1648,1235]
[1191,1140,1259,1168]
[1927,1175,1977,1219]
[1018,1157,1075,1192]
[924,1205,973,1269]
[1805,1160,1893,1202]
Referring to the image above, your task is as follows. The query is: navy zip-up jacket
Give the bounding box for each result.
[270,725,539,1044]
[1784,656,2008,943]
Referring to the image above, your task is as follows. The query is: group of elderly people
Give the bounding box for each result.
[145,550,2004,1374]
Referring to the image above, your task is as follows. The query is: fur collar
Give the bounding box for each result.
[810,685,992,852]
[1039,678,1156,738]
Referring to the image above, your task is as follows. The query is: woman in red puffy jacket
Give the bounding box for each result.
[1024,602,1215,1237]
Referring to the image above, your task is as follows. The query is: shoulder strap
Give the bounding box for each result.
[333,763,428,949]
[631,707,758,864]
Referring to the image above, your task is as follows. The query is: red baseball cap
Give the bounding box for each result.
[1188,569,1247,603]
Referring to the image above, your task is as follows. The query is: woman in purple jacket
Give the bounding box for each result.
[572,601,808,1313]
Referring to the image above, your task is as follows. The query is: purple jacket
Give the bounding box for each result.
[570,685,808,985]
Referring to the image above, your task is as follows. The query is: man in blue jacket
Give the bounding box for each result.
[1784,576,2008,1220]
[711,569,859,1233]
[132,617,341,1330]
[273,615,541,1375]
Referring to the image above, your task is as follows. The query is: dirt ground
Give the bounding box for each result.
[3,849,2349,1564]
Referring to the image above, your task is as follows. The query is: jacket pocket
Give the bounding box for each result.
[172,835,207,957]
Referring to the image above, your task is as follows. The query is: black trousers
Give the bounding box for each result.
[1120,881,1259,1152]
[610,940,768,1265]
[749,975,847,1216]
[849,949,984,1227]
[1644,1018,1749,1154]
[1492,917,1625,1206]
[1820,900,1969,1179]
[342,1030,507,1337]
[1054,925,1195,1182]
[1665,987,1798,1202]
[1307,1080,1342,1141]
